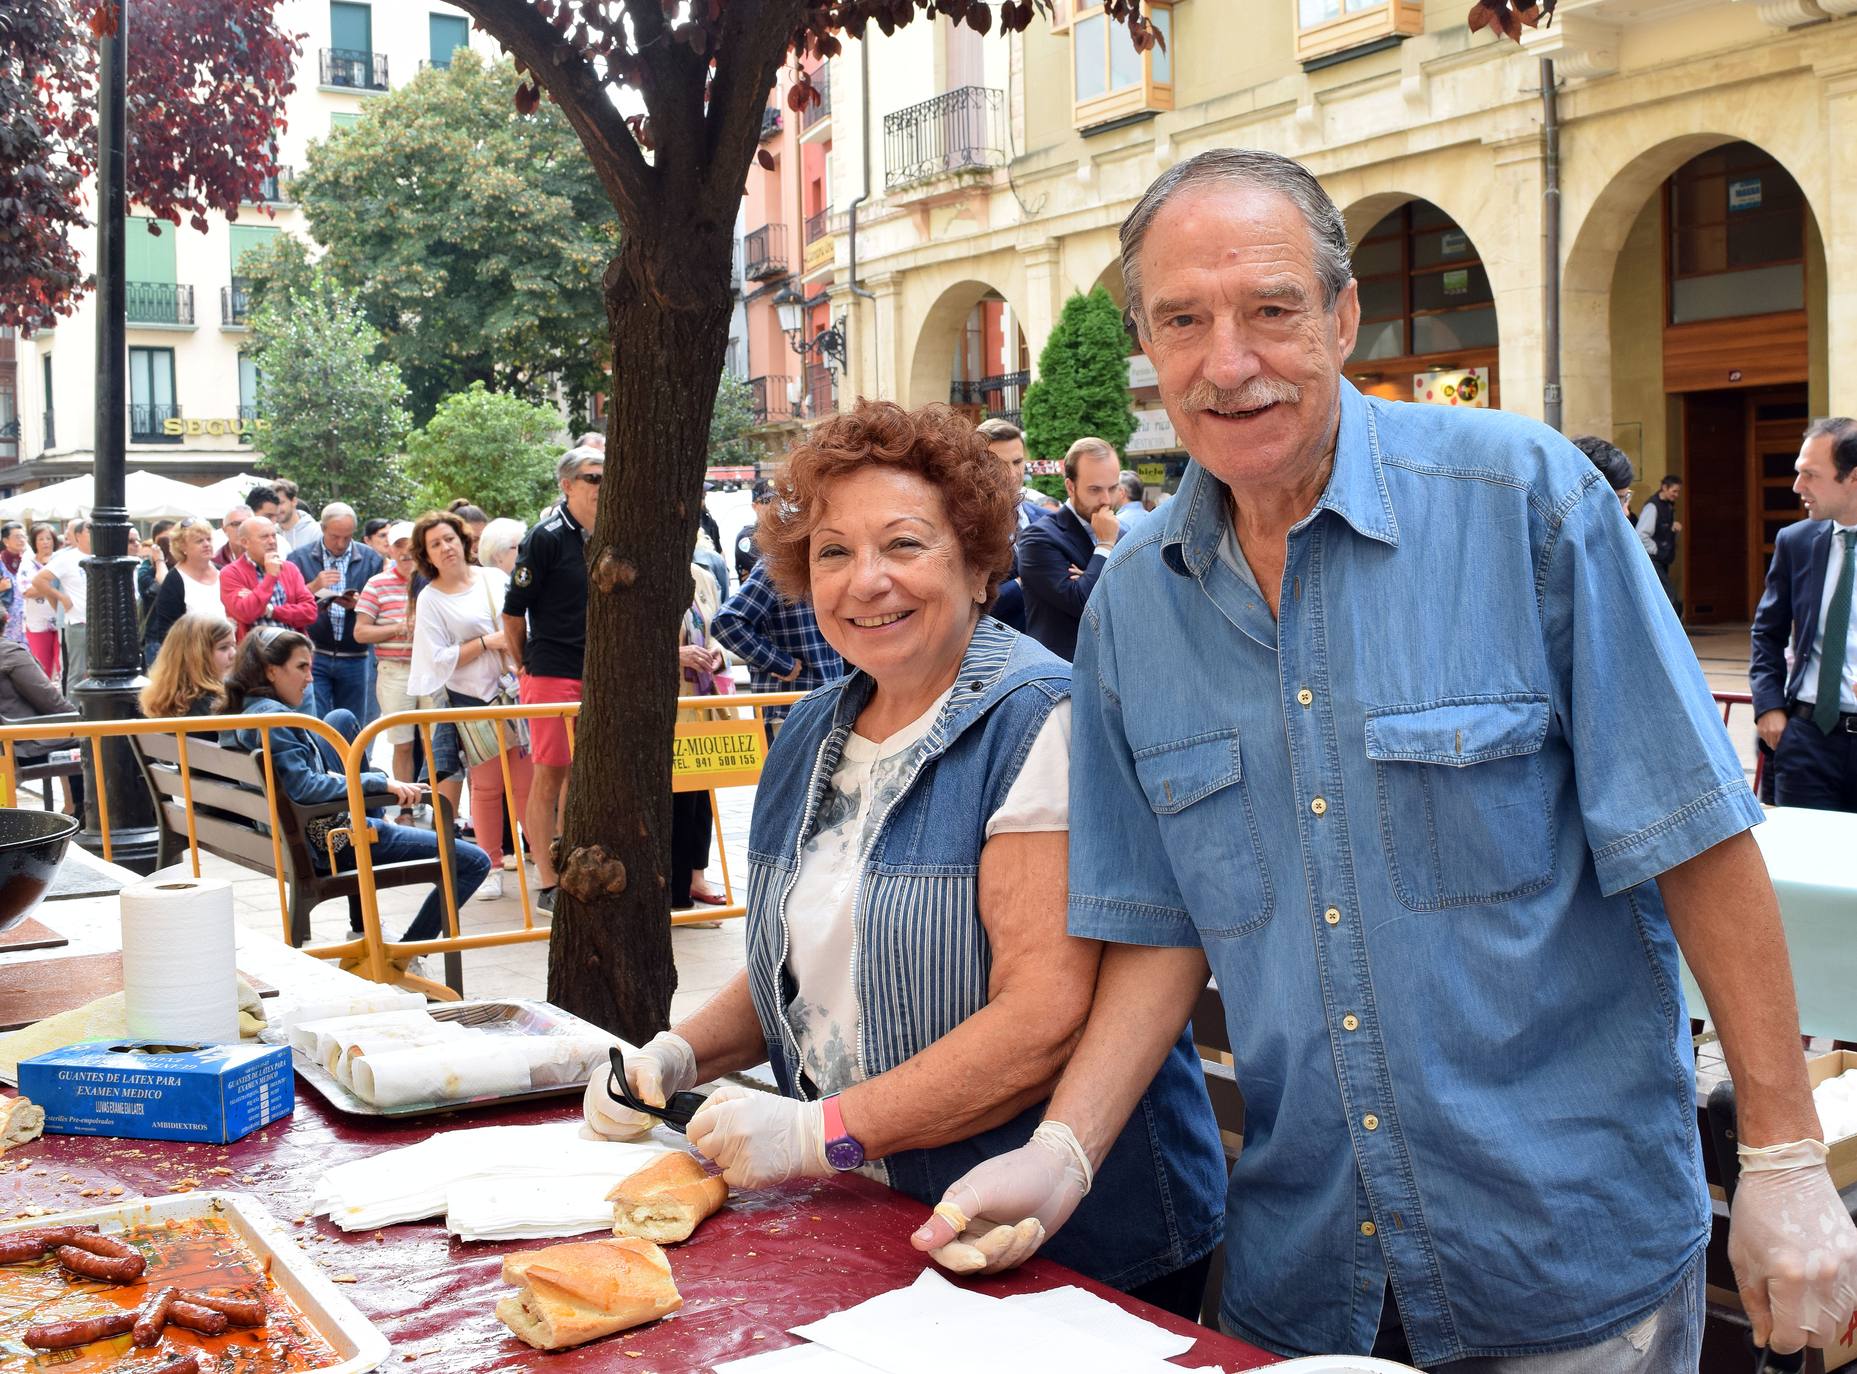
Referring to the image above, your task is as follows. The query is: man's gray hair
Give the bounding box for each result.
[319,501,356,525]
[575,431,605,450]
[976,418,1023,444]
[557,446,603,480]
[1118,470,1145,502]
[1119,148,1353,337]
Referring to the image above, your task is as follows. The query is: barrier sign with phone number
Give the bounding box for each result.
[672,720,767,792]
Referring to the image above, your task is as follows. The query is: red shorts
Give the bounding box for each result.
[520,673,583,768]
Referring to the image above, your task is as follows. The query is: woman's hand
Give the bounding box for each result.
[678,644,717,674]
[385,781,425,808]
[685,1086,829,1188]
[909,1120,1093,1275]
[476,629,509,656]
[582,1031,698,1141]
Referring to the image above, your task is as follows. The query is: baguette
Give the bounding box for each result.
[495,1238,681,1350]
[606,1152,728,1245]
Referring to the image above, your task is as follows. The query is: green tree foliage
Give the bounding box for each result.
[286,50,618,422]
[405,382,564,519]
[1020,286,1137,462]
[707,371,758,469]
[249,270,413,518]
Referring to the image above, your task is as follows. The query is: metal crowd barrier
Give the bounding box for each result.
[0,691,803,999]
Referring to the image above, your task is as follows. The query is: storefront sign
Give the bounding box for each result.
[1126,354,1158,390]
[1728,178,1762,212]
[672,719,766,792]
[1442,268,1470,297]
[1440,230,1469,257]
[1136,462,1168,489]
[161,416,269,438]
[803,234,836,272]
[1412,367,1489,408]
[1127,407,1178,455]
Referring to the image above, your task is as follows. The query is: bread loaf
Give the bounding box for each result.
[495,1237,681,1350]
[606,1151,728,1244]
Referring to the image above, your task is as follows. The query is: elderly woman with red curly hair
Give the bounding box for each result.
[584,401,1225,1314]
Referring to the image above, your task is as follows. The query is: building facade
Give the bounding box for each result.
[3,0,495,496]
[821,0,1854,623]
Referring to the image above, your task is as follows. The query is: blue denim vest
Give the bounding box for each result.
[744,617,1227,1292]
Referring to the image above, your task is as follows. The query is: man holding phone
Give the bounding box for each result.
[288,502,383,723]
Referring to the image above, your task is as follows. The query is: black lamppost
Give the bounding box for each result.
[774,283,847,374]
[75,3,159,871]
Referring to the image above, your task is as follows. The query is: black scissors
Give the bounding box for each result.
[606,1045,708,1133]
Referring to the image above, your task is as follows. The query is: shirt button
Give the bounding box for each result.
[1296,688,1313,707]
[1324,907,1341,926]
[1342,1013,1359,1031]
[1360,1221,1377,1237]
[1310,796,1327,816]
[1363,1113,1380,1131]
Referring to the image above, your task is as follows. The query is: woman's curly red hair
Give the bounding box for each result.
[757,400,1018,609]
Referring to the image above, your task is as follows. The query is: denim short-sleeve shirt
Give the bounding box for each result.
[1068,381,1761,1365]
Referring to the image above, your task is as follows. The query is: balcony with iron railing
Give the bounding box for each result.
[804,364,837,421]
[749,375,796,425]
[321,48,388,91]
[126,282,194,327]
[221,279,253,327]
[949,369,1028,426]
[41,411,54,450]
[128,403,181,443]
[800,71,832,135]
[804,209,831,246]
[884,86,1006,192]
[248,166,293,204]
[760,105,783,140]
[743,224,787,280]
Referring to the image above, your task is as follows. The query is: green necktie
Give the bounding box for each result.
[1812,528,1855,734]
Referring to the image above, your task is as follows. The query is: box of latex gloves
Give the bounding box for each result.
[18,1041,292,1144]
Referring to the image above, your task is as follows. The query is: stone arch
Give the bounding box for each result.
[904,276,1031,411]
[1560,129,1827,438]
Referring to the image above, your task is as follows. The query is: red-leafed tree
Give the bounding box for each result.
[450,0,1550,1043]
[0,0,299,334]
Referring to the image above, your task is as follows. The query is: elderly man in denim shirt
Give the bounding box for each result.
[912,149,1857,1371]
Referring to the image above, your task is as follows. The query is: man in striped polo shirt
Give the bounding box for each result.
[355,522,421,813]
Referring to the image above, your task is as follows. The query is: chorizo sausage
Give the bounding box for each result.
[165,1299,229,1335]
[0,1223,101,1263]
[23,1310,137,1349]
[134,1285,180,1345]
[180,1289,266,1326]
[61,1230,142,1262]
[54,1243,146,1283]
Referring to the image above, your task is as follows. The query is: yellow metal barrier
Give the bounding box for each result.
[0,691,803,997]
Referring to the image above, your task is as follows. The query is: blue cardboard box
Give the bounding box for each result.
[19,1041,293,1144]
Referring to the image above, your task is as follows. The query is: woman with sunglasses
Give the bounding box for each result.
[144,517,225,663]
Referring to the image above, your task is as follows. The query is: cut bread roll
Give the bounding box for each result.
[606,1151,728,1244]
[495,1237,681,1350]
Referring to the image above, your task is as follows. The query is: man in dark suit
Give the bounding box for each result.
[1015,436,1124,661]
[978,418,1042,632]
[1751,416,1857,811]
[287,501,385,725]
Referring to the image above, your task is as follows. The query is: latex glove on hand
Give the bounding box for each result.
[909,1120,1092,1276]
[580,1031,696,1142]
[1728,1137,1857,1355]
[685,1085,829,1188]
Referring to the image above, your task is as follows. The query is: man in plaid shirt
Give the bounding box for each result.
[711,560,845,736]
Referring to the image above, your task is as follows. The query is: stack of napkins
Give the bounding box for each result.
[714,1270,1225,1374]
[287,1008,614,1109]
[312,1121,669,1238]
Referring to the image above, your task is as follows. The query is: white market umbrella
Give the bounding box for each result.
[0,471,225,524]
[192,472,268,513]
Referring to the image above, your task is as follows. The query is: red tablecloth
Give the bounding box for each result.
[5,1090,1278,1373]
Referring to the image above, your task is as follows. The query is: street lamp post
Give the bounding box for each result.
[774,282,847,375]
[75,2,159,871]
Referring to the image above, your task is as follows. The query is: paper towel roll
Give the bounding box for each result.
[120,876,239,1044]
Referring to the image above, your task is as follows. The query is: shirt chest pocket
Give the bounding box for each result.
[1363,696,1555,911]
[1132,729,1274,937]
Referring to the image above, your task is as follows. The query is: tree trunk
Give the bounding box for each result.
[546,229,735,1044]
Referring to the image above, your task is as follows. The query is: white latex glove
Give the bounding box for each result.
[684,1084,829,1188]
[909,1120,1093,1276]
[1729,1137,1857,1355]
[580,1031,696,1141]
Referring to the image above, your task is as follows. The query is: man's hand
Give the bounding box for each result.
[262,552,284,577]
[775,658,804,683]
[1674,520,1683,534]
[1728,1139,1857,1354]
[685,1086,829,1188]
[1089,508,1121,546]
[582,1031,696,1141]
[909,1120,1092,1276]
[1757,709,1789,751]
[308,568,340,593]
[678,644,717,674]
[385,781,425,808]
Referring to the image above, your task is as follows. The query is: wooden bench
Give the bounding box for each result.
[1,709,85,811]
[129,728,464,993]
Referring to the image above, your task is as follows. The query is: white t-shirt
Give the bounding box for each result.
[46,547,87,625]
[782,691,1071,1130]
[178,568,225,621]
[408,566,513,700]
[20,556,57,633]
